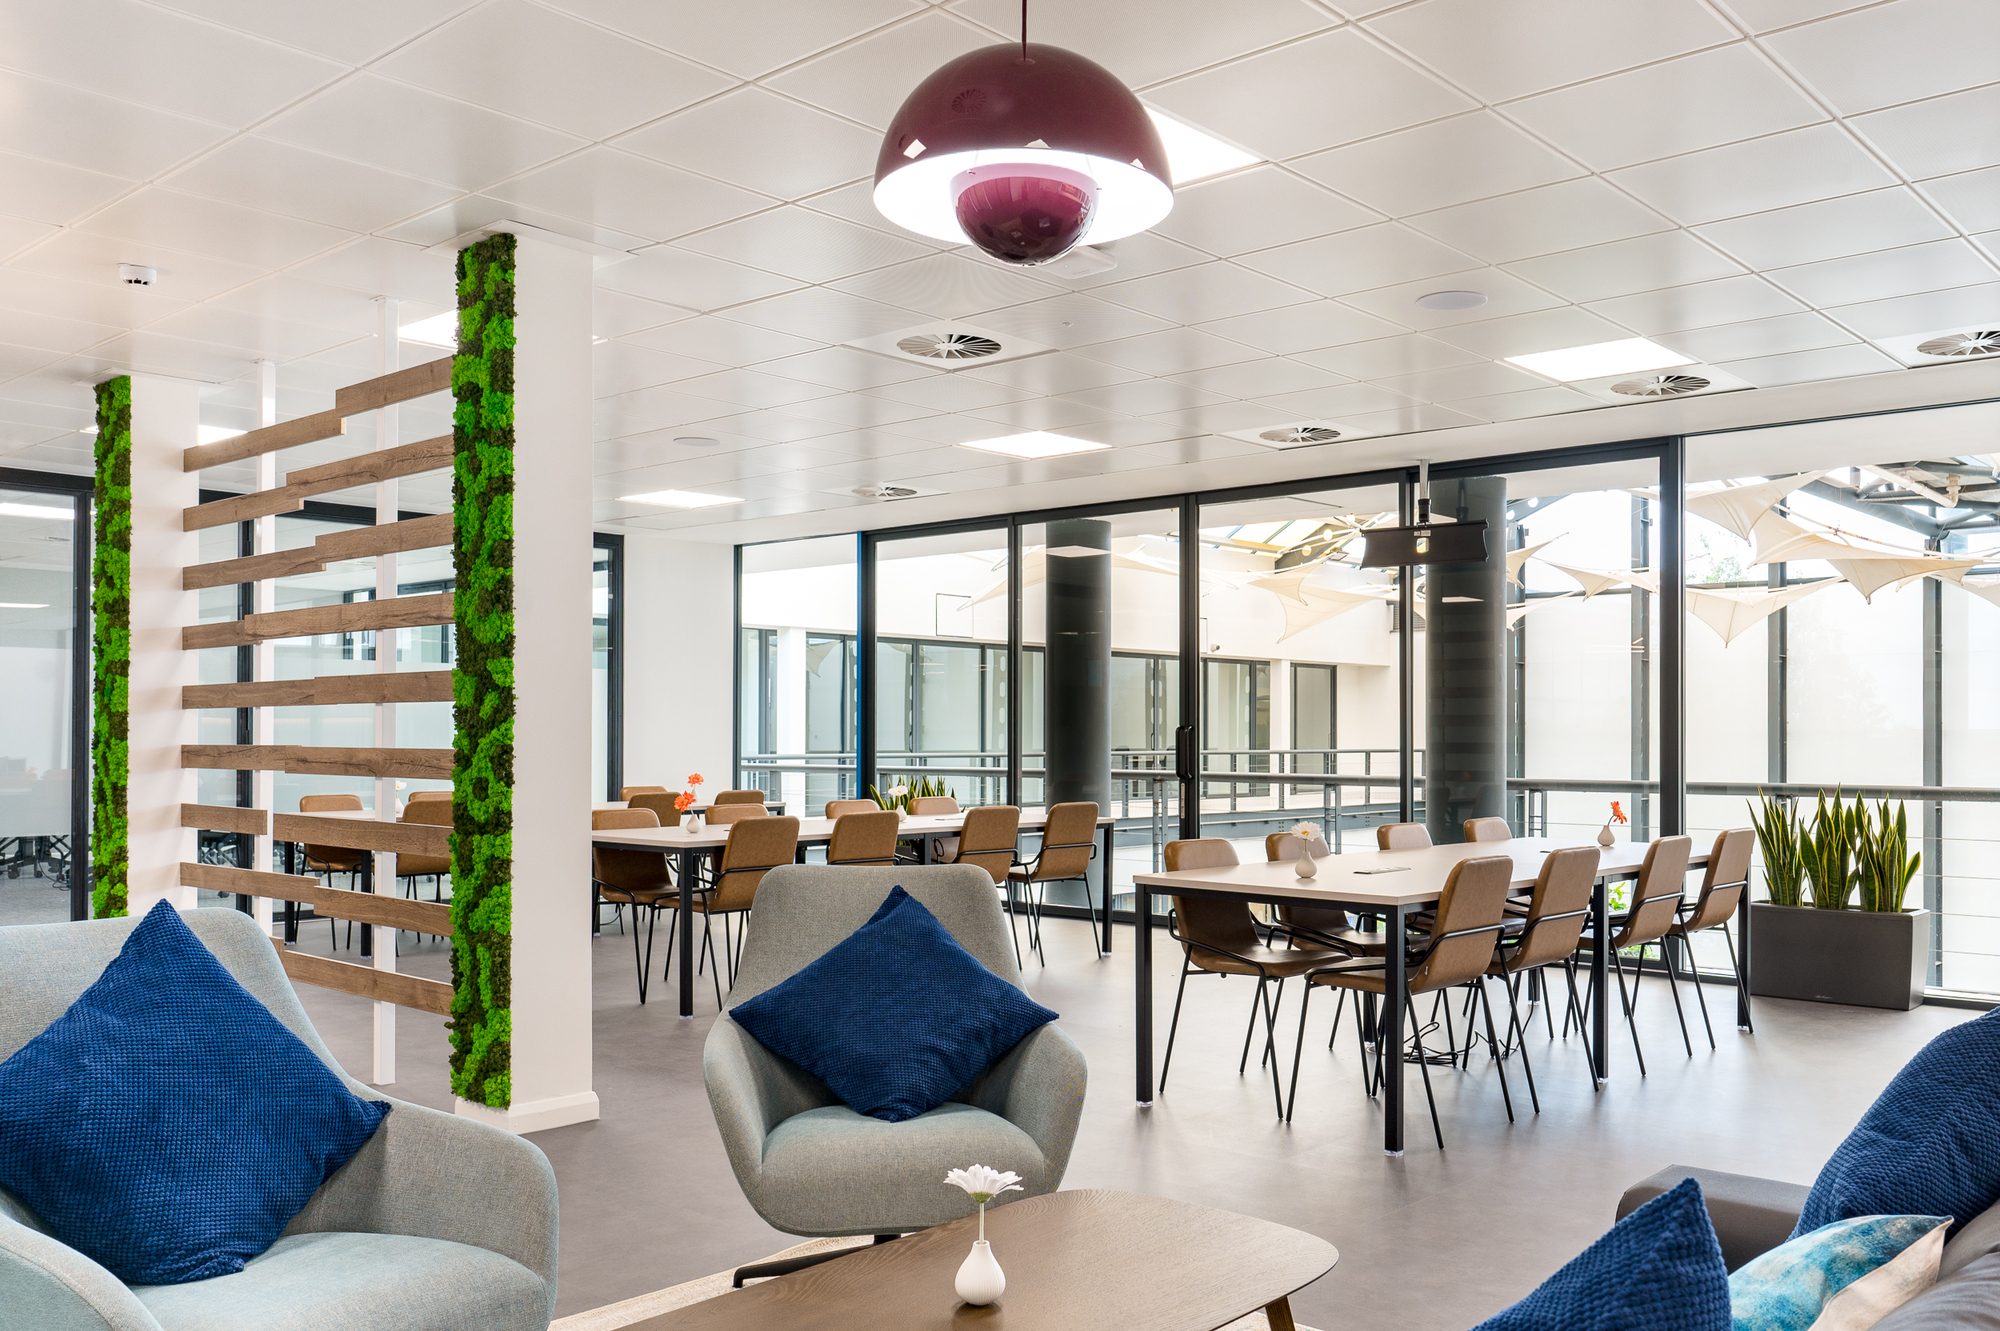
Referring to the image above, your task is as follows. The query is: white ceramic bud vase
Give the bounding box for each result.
[685,812,702,834]
[955,1238,1005,1306]
[1294,847,1318,880]
[1597,823,1614,849]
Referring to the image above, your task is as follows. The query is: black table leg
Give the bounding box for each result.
[678,849,699,1018]
[360,858,373,960]
[1735,890,1753,1029]
[1099,822,1115,955]
[1383,903,1406,1155]
[1591,877,1610,1084]
[1135,875,1154,1105]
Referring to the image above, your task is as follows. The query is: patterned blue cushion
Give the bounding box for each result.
[1472,1177,1730,1331]
[729,885,1058,1123]
[0,902,389,1285]
[1797,1008,2000,1239]
[1730,1215,1950,1331]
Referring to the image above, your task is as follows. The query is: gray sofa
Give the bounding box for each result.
[704,865,1087,1238]
[0,908,560,1331]
[1622,1165,2000,1329]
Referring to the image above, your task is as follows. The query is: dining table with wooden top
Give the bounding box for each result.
[590,807,1118,1019]
[1131,835,1713,1155]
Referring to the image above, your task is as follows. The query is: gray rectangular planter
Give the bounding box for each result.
[1749,903,1928,1011]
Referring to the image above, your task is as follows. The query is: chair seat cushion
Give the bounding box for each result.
[0,902,389,1285]
[760,1102,1045,1236]
[134,1230,547,1331]
[729,886,1057,1123]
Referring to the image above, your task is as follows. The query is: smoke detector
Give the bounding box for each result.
[1916,329,2000,358]
[1259,424,1342,445]
[848,320,1055,370]
[118,264,156,286]
[1610,373,1711,397]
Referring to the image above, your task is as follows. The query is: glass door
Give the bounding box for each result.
[0,487,82,924]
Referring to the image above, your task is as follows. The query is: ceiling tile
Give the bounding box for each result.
[75,331,256,381]
[1761,0,2000,115]
[1693,187,1959,270]
[289,237,458,305]
[1585,275,1806,335]
[1064,379,1233,415]
[720,286,928,342]
[1407,178,1673,264]
[1850,84,2000,183]
[1053,417,1202,448]
[958,351,1146,395]
[1293,112,1583,217]
[1338,268,1566,330]
[0,70,229,181]
[1336,402,1485,435]
[1164,358,1348,399]
[1441,385,1601,422]
[1255,382,1416,418]
[1091,262,1315,324]
[207,274,407,334]
[1194,302,1408,355]
[742,392,930,428]
[1234,223,1481,297]
[623,315,820,365]
[758,346,931,391]
[879,414,1029,444]
[1714,342,1902,386]
[1608,124,1899,226]
[794,179,947,249]
[1366,0,1736,103]
[1071,327,1263,375]
[969,294,1175,348]
[1294,333,1485,379]
[615,88,879,202]
[962,396,1128,432]
[1653,312,1858,362]
[764,10,993,129]
[0,306,120,355]
[1373,361,1550,401]
[597,245,801,312]
[164,136,459,234]
[1722,0,1879,30]
[1054,231,1209,291]
[950,0,1334,87]
[140,304,353,360]
[1145,29,1474,162]
[1769,239,2000,307]
[1129,435,1266,465]
[379,194,654,254]
[1153,168,1379,258]
[485,147,769,243]
[596,384,734,434]
[149,0,477,65]
[1144,402,1298,433]
[592,290,696,344]
[789,427,947,458]
[678,207,932,283]
[260,73,586,192]
[543,0,918,79]
[675,367,839,409]
[0,150,132,227]
[0,216,55,261]
[1505,45,1825,172]
[1919,168,2000,235]
[593,341,727,395]
[830,251,1062,319]
[1503,231,1745,303]
[12,229,264,303]
[866,373,1029,411]
[1821,282,2000,338]
[1427,305,1632,358]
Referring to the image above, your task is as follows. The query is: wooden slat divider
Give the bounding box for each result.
[183,513,454,591]
[183,410,346,472]
[299,886,453,938]
[180,861,320,896]
[182,745,454,780]
[180,803,269,835]
[184,669,454,710]
[183,435,453,531]
[270,942,454,1015]
[184,491,305,530]
[274,813,450,858]
[182,592,453,650]
[334,357,453,415]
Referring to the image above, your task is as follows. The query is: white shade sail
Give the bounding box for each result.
[1545,562,1633,598]
[1276,584,1391,642]
[1506,538,1559,586]
[1686,578,1840,646]
[1686,472,1826,542]
[1506,591,1577,629]
[1962,574,2000,610]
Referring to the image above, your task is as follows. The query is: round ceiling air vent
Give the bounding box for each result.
[1916,330,2000,358]
[1611,374,1711,398]
[852,485,921,499]
[1259,425,1342,444]
[896,331,1003,360]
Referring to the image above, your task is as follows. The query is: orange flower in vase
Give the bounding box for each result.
[676,788,700,832]
[686,773,705,789]
[1599,800,1627,849]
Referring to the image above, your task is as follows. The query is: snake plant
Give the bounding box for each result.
[1801,789,1861,910]
[1856,799,1921,913]
[869,774,951,812]
[1748,792,1806,908]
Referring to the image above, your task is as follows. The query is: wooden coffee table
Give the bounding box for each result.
[628,1190,1337,1330]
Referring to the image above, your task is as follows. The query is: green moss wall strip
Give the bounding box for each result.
[91,376,132,919]
[450,234,517,1108]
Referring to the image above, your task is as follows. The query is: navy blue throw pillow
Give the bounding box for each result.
[729,886,1058,1123]
[1797,1007,2000,1239]
[0,902,389,1285]
[1471,1178,1730,1331]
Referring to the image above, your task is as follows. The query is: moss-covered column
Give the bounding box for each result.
[90,377,132,918]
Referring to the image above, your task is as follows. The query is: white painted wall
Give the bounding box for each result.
[622,531,734,789]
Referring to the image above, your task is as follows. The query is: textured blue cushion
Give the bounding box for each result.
[729,885,1058,1123]
[1730,1215,1950,1331]
[0,902,389,1285]
[1472,1177,1730,1331]
[1797,1008,2000,1240]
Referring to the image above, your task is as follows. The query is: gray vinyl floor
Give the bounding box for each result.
[284,906,1967,1330]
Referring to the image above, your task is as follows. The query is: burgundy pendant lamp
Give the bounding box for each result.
[873,13,1173,266]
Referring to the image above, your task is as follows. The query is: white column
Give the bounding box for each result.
[126,375,202,913]
[251,360,277,935]
[456,234,598,1133]
[775,626,807,813]
[372,299,400,1085]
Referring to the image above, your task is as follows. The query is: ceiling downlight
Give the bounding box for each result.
[1610,374,1712,398]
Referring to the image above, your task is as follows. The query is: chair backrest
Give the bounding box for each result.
[1261,831,1351,936]
[1161,839,1264,966]
[397,798,454,875]
[1264,829,1330,862]
[620,785,668,801]
[1024,802,1097,881]
[591,807,671,894]
[1378,822,1432,851]
[910,795,959,815]
[407,790,452,804]
[628,790,682,826]
[1504,845,1599,972]
[952,805,1020,885]
[1410,855,1513,992]
[713,789,765,805]
[299,793,365,866]
[827,810,900,866]
[707,803,769,826]
[1684,827,1756,933]
[712,815,801,911]
[300,793,362,812]
[1463,816,1511,843]
[825,799,876,818]
[1618,835,1695,947]
[1164,837,1236,873]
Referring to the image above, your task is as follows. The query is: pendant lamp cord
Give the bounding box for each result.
[1021,0,1028,59]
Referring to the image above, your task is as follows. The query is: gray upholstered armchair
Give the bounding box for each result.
[704,865,1087,1251]
[0,908,559,1331]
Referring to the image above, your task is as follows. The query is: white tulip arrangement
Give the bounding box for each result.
[1290,821,1319,842]
[944,1164,1022,1242]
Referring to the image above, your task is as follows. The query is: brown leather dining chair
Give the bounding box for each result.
[299,793,366,949]
[1286,854,1517,1147]
[712,789,766,805]
[707,803,769,827]
[826,809,900,867]
[1161,839,1353,1120]
[620,785,668,801]
[406,789,452,804]
[1482,844,1600,1110]
[824,799,876,818]
[590,808,683,1005]
[396,800,454,944]
[948,805,1024,963]
[1261,830,1387,956]
[1464,817,1512,843]
[693,815,801,990]
[1575,834,1696,1075]
[1006,802,1102,964]
[1668,827,1757,1046]
[1377,822,1432,850]
[628,790,684,827]
[906,794,961,862]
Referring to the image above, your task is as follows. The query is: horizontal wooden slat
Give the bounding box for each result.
[184,490,306,530]
[335,357,453,416]
[184,670,454,710]
[181,861,320,896]
[182,745,454,780]
[304,886,452,937]
[183,410,346,471]
[183,591,454,650]
[275,813,450,857]
[272,941,454,1015]
[183,513,454,591]
[180,803,269,835]
[185,435,455,531]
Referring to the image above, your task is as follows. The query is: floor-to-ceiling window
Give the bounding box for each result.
[738,535,858,816]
